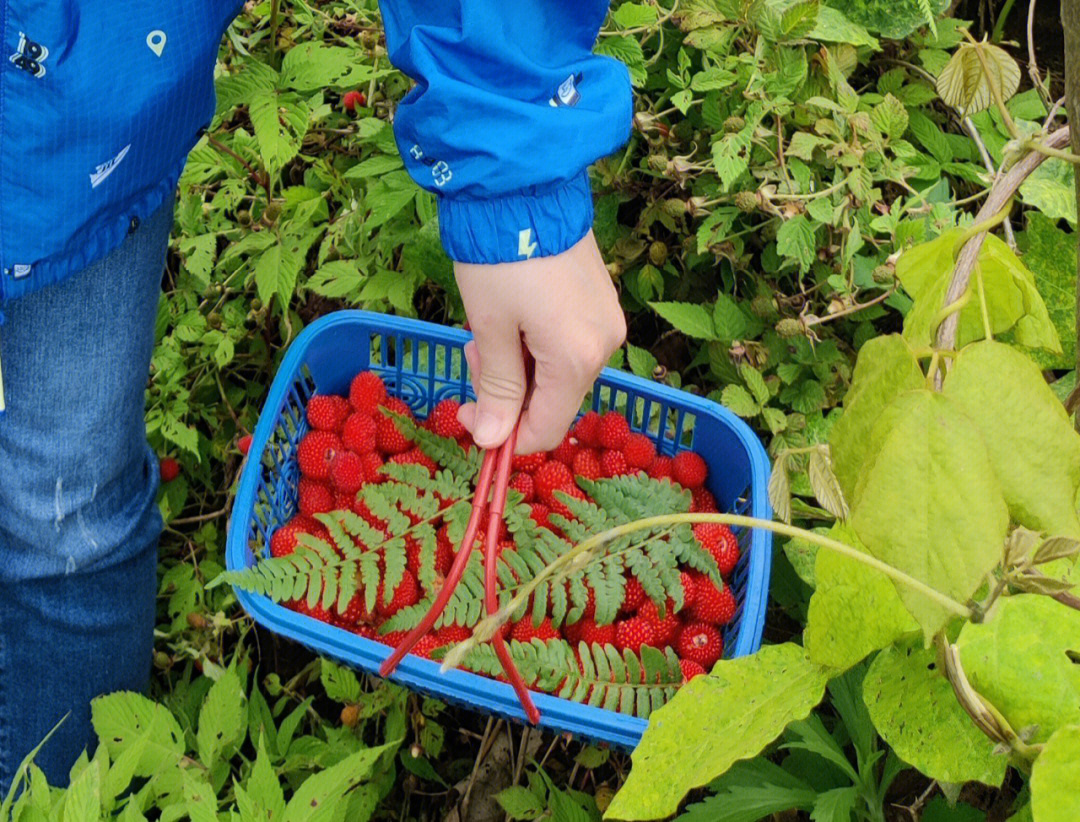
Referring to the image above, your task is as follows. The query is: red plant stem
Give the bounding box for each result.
[483,422,540,725]
[379,449,498,676]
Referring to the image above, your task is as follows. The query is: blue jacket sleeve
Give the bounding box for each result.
[377,0,632,264]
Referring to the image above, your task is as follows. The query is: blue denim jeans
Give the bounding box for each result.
[0,202,172,790]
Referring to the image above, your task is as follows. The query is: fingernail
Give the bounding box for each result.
[474,412,501,446]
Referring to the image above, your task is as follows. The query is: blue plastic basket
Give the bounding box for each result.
[226,310,772,749]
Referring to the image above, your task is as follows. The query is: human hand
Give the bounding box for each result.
[454,230,626,454]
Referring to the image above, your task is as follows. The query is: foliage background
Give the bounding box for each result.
[8,0,1079,819]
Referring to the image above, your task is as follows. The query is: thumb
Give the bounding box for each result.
[463,320,527,449]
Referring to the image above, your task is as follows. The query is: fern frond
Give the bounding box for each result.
[382,409,480,479]
[458,639,684,718]
[917,0,938,38]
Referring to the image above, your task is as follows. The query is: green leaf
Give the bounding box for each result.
[720,384,760,417]
[712,294,749,340]
[937,42,1020,116]
[739,364,770,406]
[611,2,659,28]
[280,43,380,91]
[956,595,1080,744]
[808,6,879,49]
[649,302,716,340]
[829,334,925,499]
[197,668,245,767]
[61,757,102,822]
[943,341,1080,538]
[1020,159,1076,226]
[920,797,984,822]
[248,89,310,177]
[183,772,219,822]
[626,344,658,379]
[810,786,859,822]
[91,692,184,777]
[496,785,545,819]
[1031,725,1080,822]
[872,93,909,140]
[804,523,917,670]
[1014,213,1076,368]
[825,0,947,39]
[906,109,952,163]
[776,215,817,274]
[863,638,1008,785]
[344,154,405,180]
[676,760,817,821]
[849,391,1008,637]
[896,230,1059,351]
[780,0,819,39]
[236,736,287,822]
[282,741,399,822]
[594,35,647,86]
[321,660,362,704]
[605,644,830,820]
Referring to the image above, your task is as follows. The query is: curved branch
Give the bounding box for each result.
[935,126,1071,354]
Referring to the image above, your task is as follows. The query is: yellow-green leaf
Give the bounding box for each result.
[864,638,1008,786]
[1031,726,1080,822]
[804,524,917,670]
[850,391,1008,638]
[605,644,830,821]
[943,341,1080,538]
[936,42,1020,116]
[956,595,1080,744]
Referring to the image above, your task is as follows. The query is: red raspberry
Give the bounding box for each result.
[690,574,737,625]
[563,620,585,645]
[297,430,342,480]
[534,460,575,504]
[342,90,367,111]
[376,569,420,617]
[376,398,414,455]
[694,523,740,576]
[269,516,318,557]
[638,599,682,647]
[334,591,368,626]
[509,472,535,502]
[349,371,388,414]
[237,434,253,456]
[307,394,351,432]
[623,433,656,470]
[435,624,472,645]
[529,503,550,529]
[614,617,657,653]
[389,447,437,476]
[428,398,466,438]
[329,451,366,493]
[350,624,377,639]
[646,455,674,481]
[511,452,546,473]
[623,576,647,612]
[334,490,355,510]
[511,617,561,643]
[598,412,631,450]
[378,630,409,647]
[551,433,579,467]
[578,618,616,648]
[434,525,455,575]
[672,451,708,488]
[690,487,718,513]
[571,448,601,481]
[341,412,378,454]
[680,571,697,610]
[412,635,441,659]
[573,411,602,448]
[679,658,706,682]
[159,457,180,483]
[360,451,385,484]
[600,449,629,478]
[298,478,334,516]
[676,623,723,669]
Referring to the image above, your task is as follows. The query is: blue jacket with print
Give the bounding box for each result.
[0,0,630,305]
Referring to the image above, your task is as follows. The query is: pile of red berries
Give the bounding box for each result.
[268,370,741,688]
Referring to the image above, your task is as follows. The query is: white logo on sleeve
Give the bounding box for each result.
[90,145,131,188]
[146,30,167,56]
[549,73,582,107]
[518,229,538,259]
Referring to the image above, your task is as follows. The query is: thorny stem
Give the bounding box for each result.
[441,513,973,672]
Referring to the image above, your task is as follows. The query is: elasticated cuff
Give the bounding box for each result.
[436,170,594,265]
